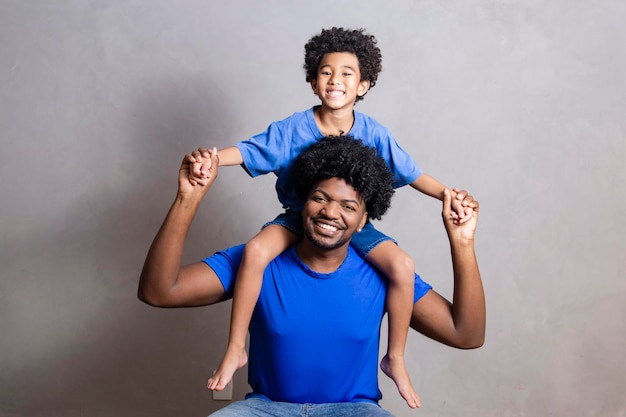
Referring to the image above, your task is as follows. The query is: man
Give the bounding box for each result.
[138,136,484,417]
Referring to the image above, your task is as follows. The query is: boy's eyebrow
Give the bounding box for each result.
[318,64,357,72]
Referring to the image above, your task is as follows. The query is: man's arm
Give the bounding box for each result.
[410,188,485,349]
[138,149,227,307]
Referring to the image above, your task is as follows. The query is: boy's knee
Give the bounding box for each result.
[244,237,270,259]
[391,251,415,276]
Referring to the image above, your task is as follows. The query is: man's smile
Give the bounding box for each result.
[313,219,341,233]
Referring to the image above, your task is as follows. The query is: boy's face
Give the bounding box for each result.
[310,52,370,111]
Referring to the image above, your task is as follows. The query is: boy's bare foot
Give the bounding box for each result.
[207,347,248,391]
[380,353,421,409]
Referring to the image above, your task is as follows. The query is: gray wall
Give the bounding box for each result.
[1,1,624,416]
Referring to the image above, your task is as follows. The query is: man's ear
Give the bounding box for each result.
[357,80,370,98]
[357,212,368,232]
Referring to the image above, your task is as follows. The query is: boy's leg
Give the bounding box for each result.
[366,240,420,409]
[207,224,298,391]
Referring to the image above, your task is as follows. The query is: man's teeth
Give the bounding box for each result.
[318,223,338,231]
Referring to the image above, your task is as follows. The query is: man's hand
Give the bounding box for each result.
[443,188,479,242]
[179,147,219,196]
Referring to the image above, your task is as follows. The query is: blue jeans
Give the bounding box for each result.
[208,398,394,417]
[265,211,395,258]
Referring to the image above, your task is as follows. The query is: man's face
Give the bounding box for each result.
[302,177,368,250]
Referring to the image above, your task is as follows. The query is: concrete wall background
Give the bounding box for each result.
[1,1,624,416]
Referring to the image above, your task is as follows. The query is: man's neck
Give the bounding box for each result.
[295,240,350,274]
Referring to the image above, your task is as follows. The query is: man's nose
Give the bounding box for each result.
[321,201,340,218]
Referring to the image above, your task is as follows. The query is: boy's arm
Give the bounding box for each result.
[409,173,446,199]
[410,189,485,349]
[216,146,244,166]
[187,146,243,184]
[410,174,475,223]
[138,150,228,307]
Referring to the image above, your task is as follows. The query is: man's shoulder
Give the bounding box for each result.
[201,244,246,299]
[344,246,384,274]
[202,244,245,276]
[270,245,299,267]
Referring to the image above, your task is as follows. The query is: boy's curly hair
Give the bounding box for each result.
[303,27,383,102]
[294,136,394,220]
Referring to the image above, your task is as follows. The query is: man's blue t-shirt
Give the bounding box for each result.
[204,244,432,404]
[236,107,422,212]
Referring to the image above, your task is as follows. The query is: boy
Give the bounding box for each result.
[191,27,474,409]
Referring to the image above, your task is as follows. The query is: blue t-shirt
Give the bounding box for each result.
[236,107,422,212]
[204,244,432,404]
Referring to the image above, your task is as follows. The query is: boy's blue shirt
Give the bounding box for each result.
[236,107,422,212]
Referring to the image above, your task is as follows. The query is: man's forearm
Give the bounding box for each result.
[137,193,203,306]
[449,240,485,348]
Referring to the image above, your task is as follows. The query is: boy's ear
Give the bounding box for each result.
[310,79,318,93]
[357,80,370,98]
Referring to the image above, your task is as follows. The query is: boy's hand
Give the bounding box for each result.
[186,147,218,186]
[443,188,479,242]
[449,188,477,225]
[181,147,218,192]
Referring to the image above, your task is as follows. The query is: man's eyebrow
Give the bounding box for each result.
[312,188,362,206]
[342,198,361,206]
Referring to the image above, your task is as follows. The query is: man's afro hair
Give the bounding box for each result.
[303,27,383,102]
[293,136,395,220]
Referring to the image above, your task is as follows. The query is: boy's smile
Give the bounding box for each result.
[311,52,370,111]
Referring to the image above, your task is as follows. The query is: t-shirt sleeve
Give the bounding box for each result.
[379,131,422,188]
[355,113,422,188]
[202,244,245,299]
[236,122,286,178]
[414,273,432,303]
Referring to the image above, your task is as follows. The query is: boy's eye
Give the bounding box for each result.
[343,72,353,76]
